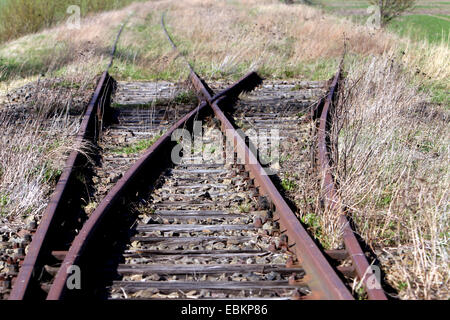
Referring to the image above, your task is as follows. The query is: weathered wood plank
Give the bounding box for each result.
[136,224,257,232]
[175,164,225,168]
[154,210,228,216]
[152,201,232,207]
[130,236,253,243]
[167,184,228,189]
[169,169,228,174]
[112,280,306,290]
[153,210,267,216]
[123,251,270,259]
[149,214,245,221]
[117,264,304,275]
[124,249,265,255]
[154,191,254,199]
[109,296,292,300]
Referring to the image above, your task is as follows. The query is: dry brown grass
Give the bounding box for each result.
[0,2,125,227]
[0,112,77,221]
[161,0,394,77]
[0,75,93,228]
[158,0,448,84]
[331,54,449,299]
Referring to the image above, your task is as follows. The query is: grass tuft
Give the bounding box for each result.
[111,135,161,155]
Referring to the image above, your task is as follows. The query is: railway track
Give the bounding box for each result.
[108,120,303,300]
[40,70,350,300]
[7,16,388,301]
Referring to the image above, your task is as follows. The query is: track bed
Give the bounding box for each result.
[108,119,307,300]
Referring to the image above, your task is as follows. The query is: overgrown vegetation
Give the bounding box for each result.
[1,0,448,89]
[330,55,449,299]
[281,178,298,191]
[174,90,198,105]
[0,76,92,220]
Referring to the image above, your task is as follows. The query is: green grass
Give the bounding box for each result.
[314,1,450,106]
[258,57,339,80]
[109,60,151,80]
[174,90,197,104]
[281,178,298,191]
[388,15,450,43]
[300,212,331,248]
[425,83,449,106]
[238,203,251,213]
[111,135,161,155]
[0,193,8,207]
[108,15,189,81]
[0,193,9,216]
[0,56,45,82]
[43,167,63,185]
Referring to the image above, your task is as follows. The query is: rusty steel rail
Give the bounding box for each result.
[9,71,116,300]
[316,66,387,300]
[46,72,261,300]
[189,71,353,300]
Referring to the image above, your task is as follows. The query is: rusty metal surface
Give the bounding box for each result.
[189,71,353,300]
[317,68,387,300]
[9,71,115,300]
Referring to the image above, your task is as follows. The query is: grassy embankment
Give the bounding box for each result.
[0,0,141,43]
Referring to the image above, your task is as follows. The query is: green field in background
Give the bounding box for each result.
[389,15,450,43]
[317,0,450,43]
